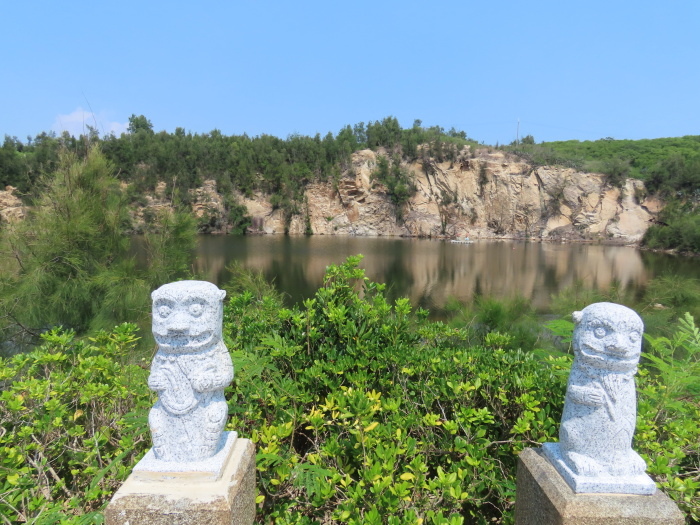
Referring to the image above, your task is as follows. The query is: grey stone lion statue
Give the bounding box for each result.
[147,281,233,463]
[543,302,656,494]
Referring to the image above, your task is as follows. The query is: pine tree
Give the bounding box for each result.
[0,145,196,344]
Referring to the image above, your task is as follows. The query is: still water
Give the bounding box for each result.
[193,236,699,317]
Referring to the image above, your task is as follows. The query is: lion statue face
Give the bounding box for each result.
[151,280,226,353]
[572,302,643,372]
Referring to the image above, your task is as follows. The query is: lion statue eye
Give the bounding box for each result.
[189,303,204,317]
[594,327,607,338]
[158,305,172,318]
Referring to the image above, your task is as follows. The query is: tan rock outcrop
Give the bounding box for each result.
[80,149,660,242]
[211,148,657,242]
[0,186,25,223]
[189,180,225,221]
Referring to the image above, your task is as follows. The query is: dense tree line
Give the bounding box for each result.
[3,119,698,251]
[4,120,697,202]
[0,116,475,216]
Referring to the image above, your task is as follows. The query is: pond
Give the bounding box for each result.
[192,235,699,318]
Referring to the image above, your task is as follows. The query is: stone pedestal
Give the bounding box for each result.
[542,442,656,495]
[105,437,256,525]
[515,448,685,525]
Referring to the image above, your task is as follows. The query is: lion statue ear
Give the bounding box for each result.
[572,310,583,324]
[218,290,226,301]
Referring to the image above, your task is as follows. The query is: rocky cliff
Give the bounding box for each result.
[1,149,660,243]
[231,148,660,243]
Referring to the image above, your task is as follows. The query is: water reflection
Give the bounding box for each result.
[193,236,699,316]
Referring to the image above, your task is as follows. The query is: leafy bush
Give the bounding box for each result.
[638,313,700,522]
[224,257,566,524]
[643,212,700,254]
[646,154,700,198]
[0,324,151,523]
[1,259,698,524]
[601,157,631,188]
[224,196,252,235]
[222,258,699,524]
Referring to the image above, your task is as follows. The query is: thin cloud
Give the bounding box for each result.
[52,107,128,138]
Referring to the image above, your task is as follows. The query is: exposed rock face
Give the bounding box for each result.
[129,181,174,232]
[5,150,658,243]
[240,148,658,242]
[129,180,229,233]
[0,186,25,223]
[237,191,287,235]
[189,180,226,224]
[297,150,405,236]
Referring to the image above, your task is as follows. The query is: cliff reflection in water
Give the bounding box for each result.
[193,236,697,316]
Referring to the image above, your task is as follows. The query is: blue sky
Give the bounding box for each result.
[2,1,698,145]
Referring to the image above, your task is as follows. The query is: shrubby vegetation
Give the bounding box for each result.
[0,324,150,524]
[2,258,698,524]
[643,214,700,254]
[506,135,700,185]
[643,199,700,254]
[444,296,541,354]
[639,152,699,253]
[223,257,564,524]
[370,156,417,218]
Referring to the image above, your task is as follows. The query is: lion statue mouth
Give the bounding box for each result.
[579,344,639,372]
[154,330,215,352]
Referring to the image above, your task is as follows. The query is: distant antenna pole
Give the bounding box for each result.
[516,118,520,145]
[82,91,101,138]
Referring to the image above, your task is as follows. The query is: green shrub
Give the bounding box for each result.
[221,259,698,523]
[0,324,151,523]
[371,156,416,218]
[224,257,565,524]
[447,295,542,353]
[1,258,698,524]
[601,157,631,188]
[643,213,700,254]
[637,313,700,522]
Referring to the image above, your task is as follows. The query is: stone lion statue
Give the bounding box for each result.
[147,281,233,462]
[543,302,655,494]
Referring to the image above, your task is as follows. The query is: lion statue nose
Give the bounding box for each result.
[167,312,190,334]
[605,332,629,354]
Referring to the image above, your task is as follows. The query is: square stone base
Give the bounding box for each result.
[105,438,256,525]
[132,431,238,482]
[541,442,656,495]
[515,448,685,525]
